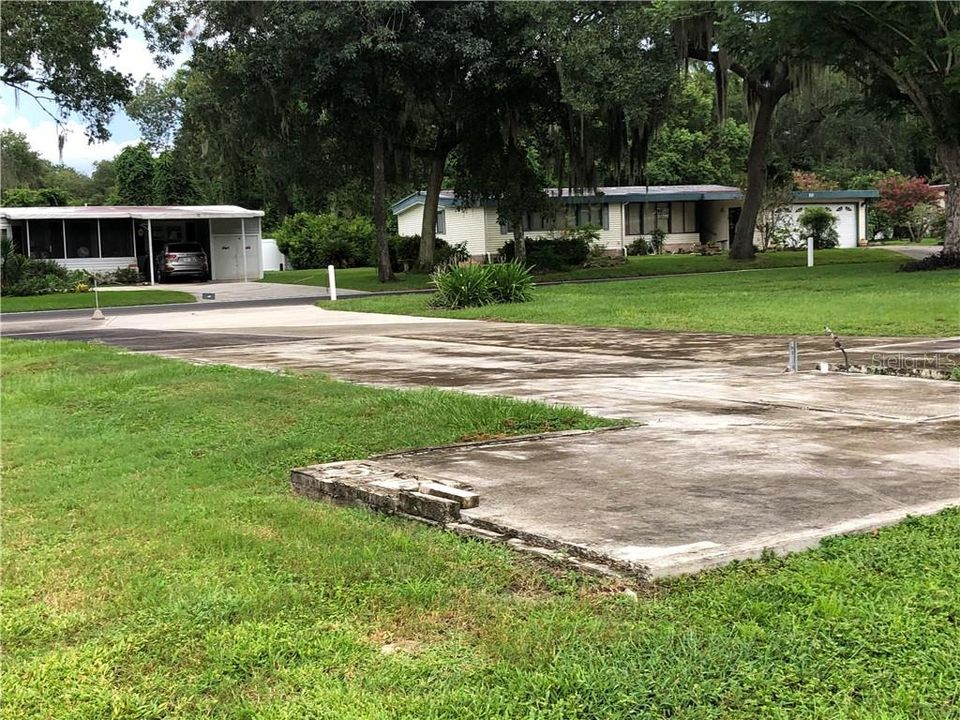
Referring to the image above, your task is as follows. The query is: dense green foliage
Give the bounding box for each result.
[499,227,597,273]
[274,213,376,270]
[429,261,534,309]
[3,340,958,717]
[797,207,839,250]
[331,260,960,337]
[113,144,156,206]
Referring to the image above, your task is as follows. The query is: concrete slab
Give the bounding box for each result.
[4,304,958,576]
[382,417,960,576]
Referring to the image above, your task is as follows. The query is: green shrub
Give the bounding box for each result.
[429,264,493,309]
[486,261,534,304]
[384,235,469,270]
[797,207,839,249]
[627,237,650,255]
[650,227,666,254]
[275,212,374,269]
[429,261,534,309]
[499,226,595,272]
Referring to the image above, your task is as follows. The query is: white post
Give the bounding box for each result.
[147,219,155,285]
[96,218,102,258]
[91,277,105,320]
[208,218,215,279]
[25,219,31,257]
[327,264,337,301]
[62,219,67,259]
[807,236,814,267]
[240,217,248,282]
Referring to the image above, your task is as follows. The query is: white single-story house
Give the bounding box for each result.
[0,205,264,283]
[393,185,879,258]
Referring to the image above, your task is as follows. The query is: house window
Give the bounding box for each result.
[66,220,98,258]
[654,202,671,233]
[682,202,697,233]
[29,220,65,259]
[625,203,644,235]
[100,219,134,257]
[435,209,446,235]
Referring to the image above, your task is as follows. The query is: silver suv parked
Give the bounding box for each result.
[155,242,209,282]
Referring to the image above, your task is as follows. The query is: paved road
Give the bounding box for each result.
[884,244,943,260]
[4,303,958,577]
[99,279,368,302]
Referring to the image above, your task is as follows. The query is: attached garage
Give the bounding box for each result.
[782,191,875,249]
[0,205,265,283]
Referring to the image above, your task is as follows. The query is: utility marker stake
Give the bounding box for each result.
[807,237,814,267]
[327,264,337,301]
[91,277,105,320]
[787,340,798,373]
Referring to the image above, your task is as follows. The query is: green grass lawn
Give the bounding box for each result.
[3,339,959,718]
[328,261,960,337]
[0,289,195,313]
[264,248,905,292]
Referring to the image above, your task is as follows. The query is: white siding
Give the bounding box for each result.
[397,206,423,236]
[484,206,507,254]
[396,204,488,257]
[56,257,138,273]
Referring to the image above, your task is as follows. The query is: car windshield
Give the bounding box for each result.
[167,243,203,253]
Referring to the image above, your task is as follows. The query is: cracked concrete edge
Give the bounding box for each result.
[370,423,636,460]
[290,459,650,582]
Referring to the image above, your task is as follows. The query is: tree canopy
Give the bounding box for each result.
[0,0,131,143]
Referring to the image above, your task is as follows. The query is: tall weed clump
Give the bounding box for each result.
[429,261,533,309]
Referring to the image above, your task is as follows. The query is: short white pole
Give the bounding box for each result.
[807,237,814,267]
[327,264,337,301]
[91,277,105,320]
[147,219,155,285]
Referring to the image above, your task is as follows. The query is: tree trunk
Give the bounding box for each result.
[372,130,394,283]
[416,149,447,272]
[938,141,960,257]
[731,90,780,260]
[512,219,526,263]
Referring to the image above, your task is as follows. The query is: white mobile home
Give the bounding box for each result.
[0,205,264,283]
[392,185,879,258]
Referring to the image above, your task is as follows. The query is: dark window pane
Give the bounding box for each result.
[66,220,98,258]
[28,220,65,259]
[101,219,134,257]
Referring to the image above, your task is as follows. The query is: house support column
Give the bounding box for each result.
[96,218,102,258]
[208,219,215,280]
[240,218,248,282]
[147,219,155,285]
[25,219,31,257]
[62,219,67,259]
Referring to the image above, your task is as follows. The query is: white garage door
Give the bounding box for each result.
[832,204,859,248]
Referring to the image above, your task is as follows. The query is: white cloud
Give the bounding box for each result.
[4,113,136,174]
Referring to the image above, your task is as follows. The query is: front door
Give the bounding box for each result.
[728,207,741,246]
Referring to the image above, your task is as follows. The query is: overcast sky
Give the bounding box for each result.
[1,0,189,175]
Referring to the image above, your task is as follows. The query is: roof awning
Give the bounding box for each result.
[0,205,264,221]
